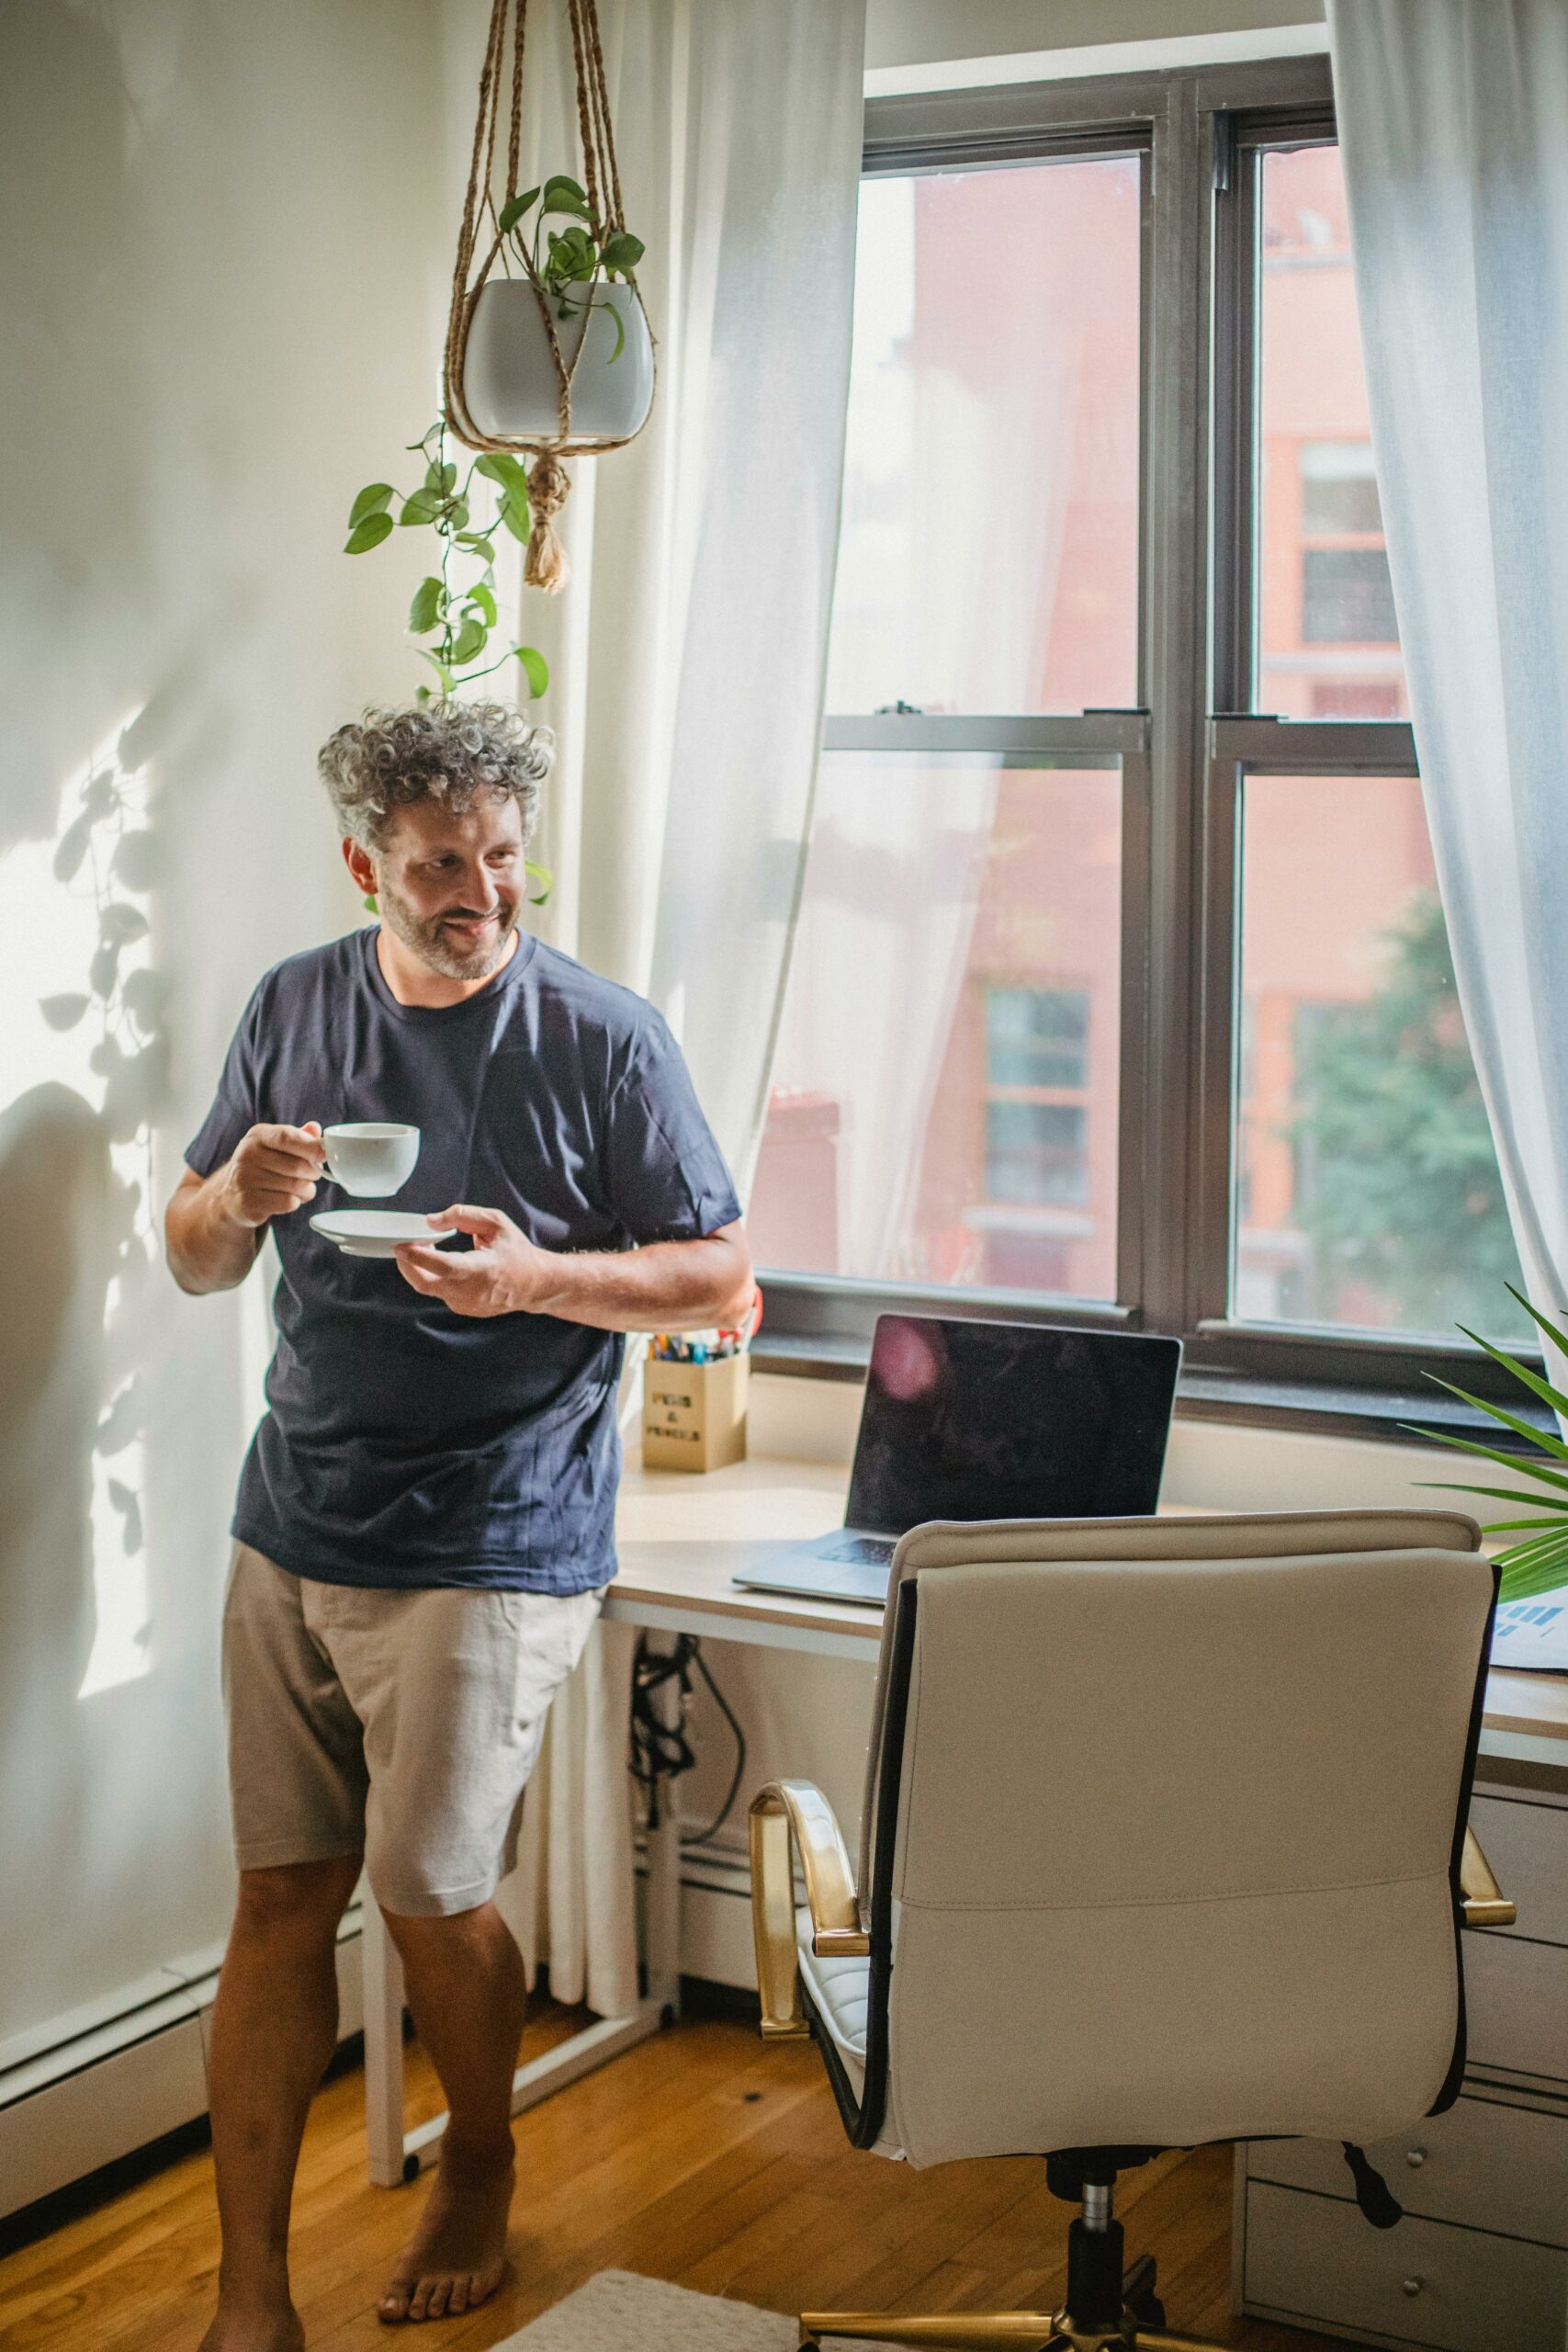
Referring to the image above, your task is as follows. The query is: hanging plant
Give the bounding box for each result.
[443,0,656,589]
[343,418,549,707]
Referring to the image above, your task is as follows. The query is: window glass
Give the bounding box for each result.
[750,757,1122,1300]
[1257,145,1407,717]
[1234,774,1526,1340]
[824,156,1142,717]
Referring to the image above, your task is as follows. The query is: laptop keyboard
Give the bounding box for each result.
[819,1533,897,1566]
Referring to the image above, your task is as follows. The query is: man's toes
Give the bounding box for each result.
[378,2278,413,2324]
[425,2278,453,2320]
[446,2278,470,2316]
[406,2280,433,2322]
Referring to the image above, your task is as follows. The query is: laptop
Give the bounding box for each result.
[731,1312,1183,1606]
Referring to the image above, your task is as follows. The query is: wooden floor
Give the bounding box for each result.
[0,2001,1369,2352]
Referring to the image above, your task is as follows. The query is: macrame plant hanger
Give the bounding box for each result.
[443,0,650,591]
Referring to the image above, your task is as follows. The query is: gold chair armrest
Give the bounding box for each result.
[1461,1825,1517,1928]
[748,1780,869,2041]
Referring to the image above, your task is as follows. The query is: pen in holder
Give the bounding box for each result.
[640,1291,761,1475]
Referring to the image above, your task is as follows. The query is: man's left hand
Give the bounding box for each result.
[394,1204,554,1317]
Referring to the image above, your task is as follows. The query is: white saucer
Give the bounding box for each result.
[310,1211,457,1260]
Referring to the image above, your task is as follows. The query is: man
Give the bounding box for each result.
[166,701,752,2350]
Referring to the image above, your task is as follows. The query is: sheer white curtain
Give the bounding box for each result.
[491,0,865,2011]
[1325,0,1568,1329]
[769,760,998,1279]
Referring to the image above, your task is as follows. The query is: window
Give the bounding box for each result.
[748,746,1125,1303]
[824,157,1142,717]
[976,985,1095,1284]
[753,60,1533,1421]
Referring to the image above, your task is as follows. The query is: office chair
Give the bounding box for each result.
[749,1510,1514,2352]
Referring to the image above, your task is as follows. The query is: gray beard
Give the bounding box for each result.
[378,886,518,982]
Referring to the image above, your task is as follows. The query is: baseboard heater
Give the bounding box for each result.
[0,1912,366,2224]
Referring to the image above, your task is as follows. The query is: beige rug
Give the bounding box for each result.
[493,2270,802,2352]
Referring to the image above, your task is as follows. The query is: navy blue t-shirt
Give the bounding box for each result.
[186,927,741,1593]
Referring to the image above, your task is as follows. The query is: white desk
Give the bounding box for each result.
[360,1452,1568,2188]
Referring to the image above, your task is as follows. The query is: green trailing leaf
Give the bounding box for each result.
[445,497,470,533]
[345,510,395,553]
[364,893,379,912]
[348,481,395,526]
[602,297,626,365]
[515,645,548,698]
[456,530,498,560]
[409,575,445,634]
[476,451,532,501]
[500,495,531,547]
[417,650,455,694]
[424,458,457,495]
[499,186,541,234]
[600,231,644,275]
[464,583,497,628]
[541,173,589,217]
[525,859,553,906]
[450,616,487,668]
[400,489,444,526]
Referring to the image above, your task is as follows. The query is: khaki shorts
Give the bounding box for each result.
[221,1544,604,1917]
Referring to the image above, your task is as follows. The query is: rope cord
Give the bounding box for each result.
[442,0,653,590]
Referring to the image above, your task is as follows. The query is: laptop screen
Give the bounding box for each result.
[845,1314,1183,1534]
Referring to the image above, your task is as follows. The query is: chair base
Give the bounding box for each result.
[798,2315,1226,2352]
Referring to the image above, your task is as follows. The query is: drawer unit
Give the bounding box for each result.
[1236,1783,1568,2348]
[1247,2089,1568,2245]
[1243,2177,1567,2352]
[1470,1794,1568,1948]
[1465,1929,1568,2084]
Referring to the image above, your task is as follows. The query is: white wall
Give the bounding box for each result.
[864,0,1325,74]
[0,0,460,2062]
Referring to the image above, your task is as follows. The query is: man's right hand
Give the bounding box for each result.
[218,1122,328,1229]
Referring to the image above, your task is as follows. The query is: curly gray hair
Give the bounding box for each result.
[318,701,554,853]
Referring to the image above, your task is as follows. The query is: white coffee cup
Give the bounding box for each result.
[322,1123,421,1198]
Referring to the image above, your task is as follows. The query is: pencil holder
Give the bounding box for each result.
[641,1351,750,1473]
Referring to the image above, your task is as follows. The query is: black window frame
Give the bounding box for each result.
[755,56,1546,1445]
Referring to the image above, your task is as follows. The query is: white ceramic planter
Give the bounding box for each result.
[462,277,653,445]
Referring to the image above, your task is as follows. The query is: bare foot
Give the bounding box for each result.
[197,2282,306,2352]
[378,2138,514,2324]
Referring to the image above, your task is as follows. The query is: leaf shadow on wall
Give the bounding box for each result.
[0,1087,114,1921]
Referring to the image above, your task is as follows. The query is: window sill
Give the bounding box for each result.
[750,1337,1555,1453]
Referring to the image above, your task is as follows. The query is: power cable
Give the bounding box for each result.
[627,1632,747,1845]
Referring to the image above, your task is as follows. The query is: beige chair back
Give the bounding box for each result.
[853,1510,1494,2168]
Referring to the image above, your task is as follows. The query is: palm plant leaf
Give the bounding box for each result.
[1503,1282,1568,1366]
[1499,1556,1568,1601]
[1404,1426,1568,1494]
[1416,1478,1568,1512]
[1421,1374,1568,1463]
[1452,1317,1568,1422]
